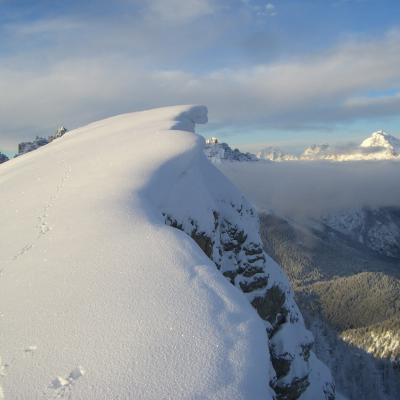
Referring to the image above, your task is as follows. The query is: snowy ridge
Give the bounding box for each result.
[0,105,333,399]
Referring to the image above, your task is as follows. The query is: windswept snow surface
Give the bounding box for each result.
[0,106,272,399]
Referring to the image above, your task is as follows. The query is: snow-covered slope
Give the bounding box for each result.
[322,207,400,258]
[0,106,334,399]
[341,318,400,365]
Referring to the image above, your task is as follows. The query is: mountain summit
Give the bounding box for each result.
[360,130,400,154]
[0,106,334,399]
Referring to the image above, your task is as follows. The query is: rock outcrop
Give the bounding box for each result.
[16,126,68,156]
[204,138,259,162]
[0,152,9,164]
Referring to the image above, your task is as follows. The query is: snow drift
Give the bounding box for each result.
[0,105,333,399]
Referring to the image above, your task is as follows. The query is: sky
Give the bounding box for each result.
[1,0,400,154]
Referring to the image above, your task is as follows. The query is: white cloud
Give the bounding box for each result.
[264,3,277,17]
[145,0,215,22]
[244,1,277,17]
[5,18,83,36]
[1,10,400,149]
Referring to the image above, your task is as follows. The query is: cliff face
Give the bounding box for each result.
[159,138,335,399]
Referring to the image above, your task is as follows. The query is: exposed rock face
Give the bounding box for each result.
[163,193,335,399]
[18,136,49,155]
[48,126,68,141]
[0,152,9,164]
[16,126,68,156]
[204,139,259,162]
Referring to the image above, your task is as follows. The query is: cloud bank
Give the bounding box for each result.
[219,161,400,219]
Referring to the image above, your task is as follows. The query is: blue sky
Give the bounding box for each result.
[1,0,400,154]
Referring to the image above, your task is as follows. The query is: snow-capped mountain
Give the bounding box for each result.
[257,130,400,162]
[299,130,400,161]
[301,144,332,160]
[360,130,400,153]
[204,137,259,162]
[0,106,334,399]
[257,147,297,161]
[300,130,400,161]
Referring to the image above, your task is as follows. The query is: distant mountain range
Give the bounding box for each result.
[204,131,400,163]
[258,130,400,162]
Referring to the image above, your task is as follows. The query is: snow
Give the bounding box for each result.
[360,130,400,151]
[323,207,400,257]
[252,130,400,162]
[257,147,297,162]
[0,105,272,399]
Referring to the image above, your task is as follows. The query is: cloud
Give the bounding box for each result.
[241,1,277,17]
[343,92,400,118]
[144,0,215,22]
[263,3,277,17]
[219,161,400,219]
[4,18,83,36]
[1,5,400,149]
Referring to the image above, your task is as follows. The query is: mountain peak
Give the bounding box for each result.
[360,130,400,152]
[204,138,259,162]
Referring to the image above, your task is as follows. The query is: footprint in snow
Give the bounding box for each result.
[49,366,85,399]
[0,356,7,400]
[24,345,37,356]
[0,357,8,377]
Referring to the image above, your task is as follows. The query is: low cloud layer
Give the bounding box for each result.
[219,161,400,219]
